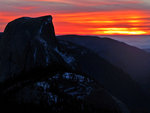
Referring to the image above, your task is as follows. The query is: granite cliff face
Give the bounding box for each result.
[0,15,66,82]
[0,16,149,113]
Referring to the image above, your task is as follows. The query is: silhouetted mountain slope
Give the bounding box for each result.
[0,16,149,113]
[57,35,150,89]
[0,32,2,38]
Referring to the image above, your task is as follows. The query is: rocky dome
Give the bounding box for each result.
[0,15,67,82]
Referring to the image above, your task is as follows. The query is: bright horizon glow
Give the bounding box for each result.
[0,0,150,35]
[88,27,147,35]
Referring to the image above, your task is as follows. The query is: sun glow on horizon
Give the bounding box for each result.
[89,27,147,35]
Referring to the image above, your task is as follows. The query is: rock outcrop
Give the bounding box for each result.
[1,72,128,113]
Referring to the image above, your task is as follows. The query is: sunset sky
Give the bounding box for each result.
[1,0,150,35]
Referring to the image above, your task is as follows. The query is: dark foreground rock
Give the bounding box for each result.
[1,72,128,113]
[0,16,149,113]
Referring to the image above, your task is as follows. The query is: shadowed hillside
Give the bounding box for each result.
[57,35,150,94]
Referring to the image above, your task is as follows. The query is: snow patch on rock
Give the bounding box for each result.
[33,48,37,63]
[47,92,58,104]
[36,81,50,92]
[38,37,49,65]
[54,48,75,64]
